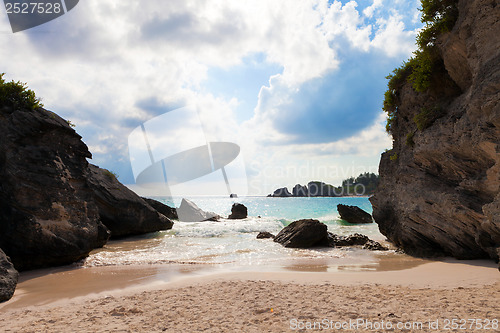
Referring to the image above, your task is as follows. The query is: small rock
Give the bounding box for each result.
[228,203,248,219]
[363,240,389,251]
[257,232,275,239]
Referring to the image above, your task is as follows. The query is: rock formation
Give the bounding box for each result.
[256,231,275,239]
[273,220,387,251]
[142,197,178,220]
[87,165,174,237]
[0,102,176,274]
[371,0,500,260]
[0,249,18,303]
[228,203,248,219]
[177,198,220,222]
[274,219,330,248]
[292,184,309,197]
[271,187,292,197]
[337,204,373,224]
[0,106,109,270]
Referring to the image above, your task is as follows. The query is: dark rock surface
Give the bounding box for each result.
[363,240,389,251]
[371,0,500,260]
[0,249,18,303]
[292,184,309,197]
[337,204,373,224]
[87,165,174,237]
[142,197,178,220]
[0,107,109,270]
[228,203,248,219]
[177,198,220,222]
[271,187,292,197]
[256,231,275,239]
[329,233,369,247]
[274,219,330,248]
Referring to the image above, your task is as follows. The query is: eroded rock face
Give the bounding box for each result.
[86,165,174,238]
[371,0,500,260]
[0,249,18,303]
[0,107,109,270]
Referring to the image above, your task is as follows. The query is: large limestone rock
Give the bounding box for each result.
[274,219,330,248]
[337,204,373,224]
[177,198,220,222]
[0,249,18,303]
[371,0,500,259]
[0,106,109,270]
[86,165,174,237]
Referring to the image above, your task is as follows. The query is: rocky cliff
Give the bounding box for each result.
[0,100,175,301]
[371,0,500,260]
[0,106,110,270]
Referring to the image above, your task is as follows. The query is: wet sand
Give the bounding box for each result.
[0,257,498,332]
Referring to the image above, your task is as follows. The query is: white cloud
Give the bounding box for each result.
[0,0,420,191]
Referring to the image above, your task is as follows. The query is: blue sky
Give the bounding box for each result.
[0,0,422,195]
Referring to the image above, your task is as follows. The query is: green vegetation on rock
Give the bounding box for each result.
[0,73,43,111]
[383,0,459,134]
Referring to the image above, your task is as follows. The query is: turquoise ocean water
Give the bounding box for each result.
[84,196,391,272]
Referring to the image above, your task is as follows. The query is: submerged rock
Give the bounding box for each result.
[177,198,220,222]
[0,249,18,303]
[228,203,248,219]
[87,165,174,237]
[0,106,109,270]
[337,204,373,224]
[256,231,275,239]
[142,197,178,220]
[274,219,330,248]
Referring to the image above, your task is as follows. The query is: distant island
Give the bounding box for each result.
[268,173,379,197]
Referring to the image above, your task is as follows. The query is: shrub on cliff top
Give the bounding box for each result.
[0,73,43,111]
[383,0,459,134]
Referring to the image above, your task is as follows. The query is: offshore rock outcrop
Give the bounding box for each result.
[371,0,500,260]
[0,106,109,270]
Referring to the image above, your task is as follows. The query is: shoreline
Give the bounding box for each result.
[1,257,498,310]
[0,258,498,332]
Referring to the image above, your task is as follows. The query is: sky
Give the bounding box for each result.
[0,0,422,196]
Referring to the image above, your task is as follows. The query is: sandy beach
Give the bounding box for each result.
[0,258,498,332]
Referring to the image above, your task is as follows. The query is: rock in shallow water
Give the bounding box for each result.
[256,231,275,239]
[274,219,330,248]
[337,204,373,224]
[0,249,18,303]
[177,198,220,222]
[228,203,248,219]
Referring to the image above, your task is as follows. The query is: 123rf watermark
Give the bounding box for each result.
[290,318,499,331]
